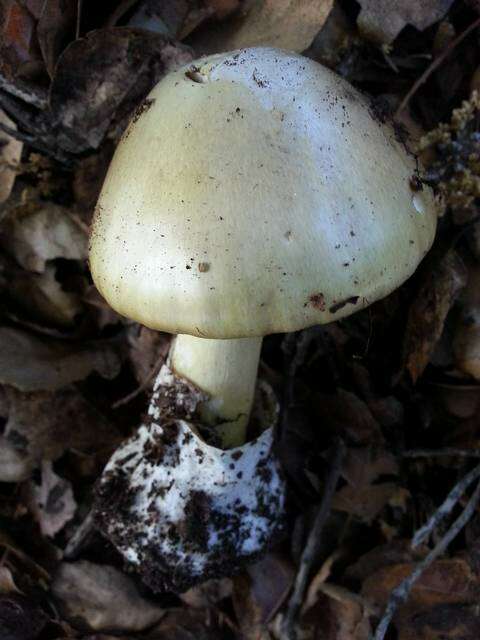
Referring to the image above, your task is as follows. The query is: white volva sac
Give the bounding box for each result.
[90,47,437,443]
[97,366,285,591]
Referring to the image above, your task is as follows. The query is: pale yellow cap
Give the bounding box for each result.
[89,47,437,338]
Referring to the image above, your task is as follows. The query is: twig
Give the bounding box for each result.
[281,438,346,640]
[76,0,83,38]
[0,74,47,109]
[64,510,96,559]
[112,352,165,408]
[395,15,480,117]
[402,447,480,459]
[372,465,480,640]
[412,462,480,549]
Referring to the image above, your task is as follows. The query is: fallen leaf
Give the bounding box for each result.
[0,435,36,482]
[300,584,371,640]
[10,263,84,327]
[398,603,480,640]
[313,390,383,445]
[0,593,47,640]
[82,285,123,329]
[73,147,112,213]
[52,561,165,632]
[50,28,192,153]
[362,558,478,611]
[357,0,455,45]
[332,448,400,522]
[25,461,77,537]
[1,203,88,273]
[233,553,295,638]
[127,325,170,385]
[0,109,22,204]
[307,2,353,67]
[403,250,467,383]
[149,608,227,639]
[36,0,77,77]
[346,541,419,584]
[0,566,22,594]
[0,327,121,391]
[190,0,334,55]
[454,264,480,380]
[181,578,232,609]
[341,448,399,489]
[333,483,399,523]
[0,384,119,481]
[0,0,43,79]
[127,0,213,40]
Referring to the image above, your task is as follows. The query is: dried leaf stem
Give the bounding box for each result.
[281,438,346,640]
[373,462,480,640]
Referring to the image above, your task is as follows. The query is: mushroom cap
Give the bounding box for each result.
[89,47,437,339]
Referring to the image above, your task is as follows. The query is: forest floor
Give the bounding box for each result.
[1,1,480,639]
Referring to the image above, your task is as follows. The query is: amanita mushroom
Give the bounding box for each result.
[89,47,437,591]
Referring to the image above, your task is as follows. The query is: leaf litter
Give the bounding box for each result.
[1,1,480,639]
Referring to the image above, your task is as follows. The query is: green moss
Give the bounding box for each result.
[419,91,480,211]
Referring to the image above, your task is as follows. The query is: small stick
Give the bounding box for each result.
[373,468,480,640]
[402,447,480,459]
[412,462,480,549]
[281,438,346,640]
[112,352,165,408]
[64,510,96,559]
[395,15,480,117]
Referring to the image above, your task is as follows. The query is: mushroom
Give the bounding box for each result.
[89,47,438,591]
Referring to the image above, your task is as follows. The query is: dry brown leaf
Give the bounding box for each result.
[313,390,382,445]
[333,448,400,522]
[1,203,88,273]
[362,558,478,611]
[10,264,83,327]
[25,461,77,537]
[82,285,123,329]
[52,561,165,632]
[341,448,399,488]
[398,603,480,640]
[36,0,76,77]
[50,29,192,153]
[233,553,295,639]
[0,109,22,204]
[0,593,47,640]
[333,483,399,523]
[149,608,227,639]
[127,325,171,385]
[300,584,371,640]
[180,578,232,609]
[346,541,419,586]
[357,0,455,44]
[0,327,121,391]
[127,0,214,39]
[0,566,22,595]
[454,264,480,380]
[0,385,119,481]
[190,0,334,55]
[0,0,44,80]
[403,250,467,383]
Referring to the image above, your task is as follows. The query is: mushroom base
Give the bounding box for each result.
[94,365,286,593]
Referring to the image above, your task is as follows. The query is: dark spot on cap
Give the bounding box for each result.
[329,296,360,314]
[306,293,326,311]
[131,98,155,124]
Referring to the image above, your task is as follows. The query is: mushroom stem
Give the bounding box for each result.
[169,334,262,448]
